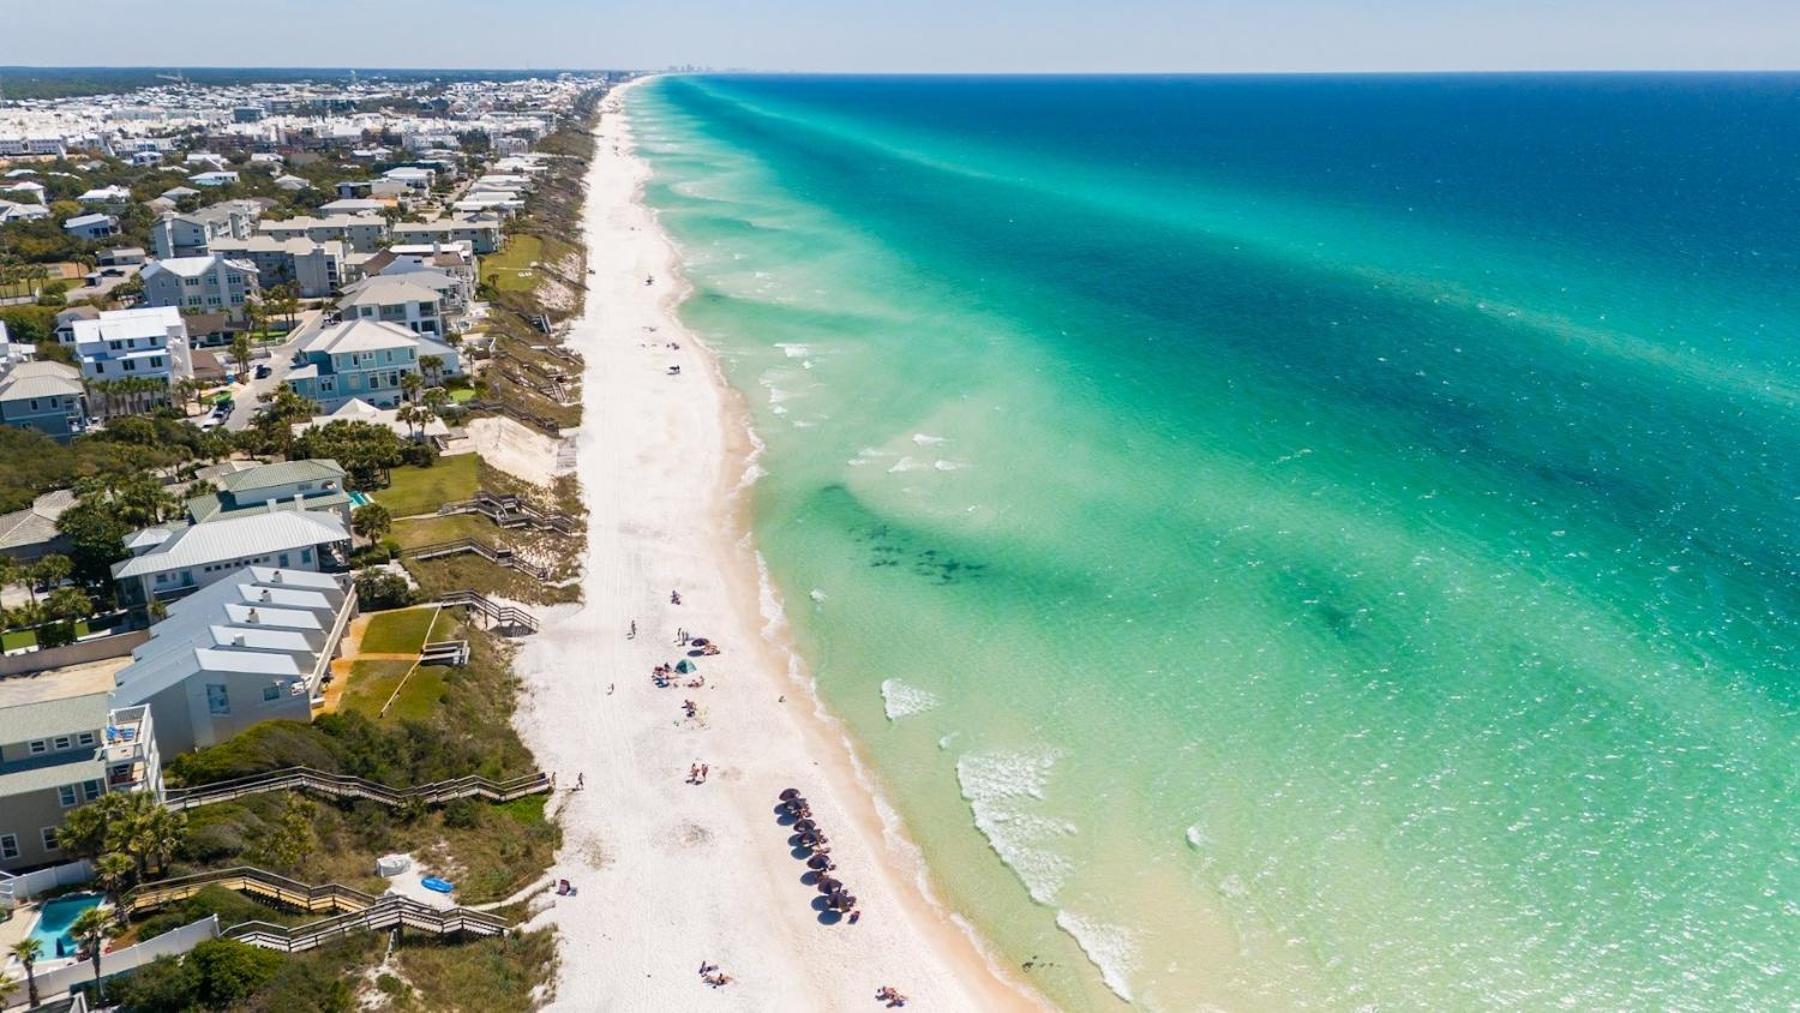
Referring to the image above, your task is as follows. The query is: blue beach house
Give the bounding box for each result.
[285,319,460,412]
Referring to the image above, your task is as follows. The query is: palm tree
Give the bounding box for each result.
[8,938,43,1007]
[230,330,255,382]
[93,851,134,910]
[400,371,423,403]
[420,354,445,387]
[128,804,187,879]
[68,907,115,989]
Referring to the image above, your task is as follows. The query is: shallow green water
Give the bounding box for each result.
[633,74,1799,1010]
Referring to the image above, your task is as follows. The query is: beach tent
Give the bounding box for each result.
[675,659,697,674]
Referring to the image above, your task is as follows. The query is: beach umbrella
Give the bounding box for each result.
[779,788,801,801]
[675,659,696,673]
[816,876,841,894]
[692,637,710,646]
[794,819,817,832]
[806,854,831,870]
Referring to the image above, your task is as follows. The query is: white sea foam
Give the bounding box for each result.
[956,749,1075,904]
[933,459,966,472]
[809,588,826,603]
[880,679,940,720]
[775,342,811,358]
[1185,823,1212,850]
[888,456,927,473]
[912,432,948,445]
[1054,910,1138,1003]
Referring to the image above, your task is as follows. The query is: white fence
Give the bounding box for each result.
[0,915,218,1009]
[0,860,92,909]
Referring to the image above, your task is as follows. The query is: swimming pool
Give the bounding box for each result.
[349,491,372,507]
[27,893,104,959]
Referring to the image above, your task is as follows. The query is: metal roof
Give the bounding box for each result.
[219,458,345,495]
[111,510,348,580]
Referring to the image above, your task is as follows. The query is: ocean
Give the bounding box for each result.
[629,74,1799,1010]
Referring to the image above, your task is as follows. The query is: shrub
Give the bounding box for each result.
[354,570,415,611]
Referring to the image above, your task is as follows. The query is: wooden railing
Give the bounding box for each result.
[463,398,563,435]
[439,491,578,535]
[404,538,551,580]
[161,766,550,811]
[435,589,540,633]
[120,867,510,953]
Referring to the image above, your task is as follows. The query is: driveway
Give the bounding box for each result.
[224,308,326,431]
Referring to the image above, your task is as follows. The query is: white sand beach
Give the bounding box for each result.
[512,80,1043,1011]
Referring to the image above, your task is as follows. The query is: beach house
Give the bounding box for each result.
[285,319,459,411]
[209,235,345,298]
[110,509,351,605]
[110,566,354,755]
[337,277,445,334]
[150,200,264,259]
[65,305,193,391]
[61,212,120,241]
[139,255,260,322]
[0,663,163,873]
[0,361,89,440]
[183,458,353,526]
[256,214,389,253]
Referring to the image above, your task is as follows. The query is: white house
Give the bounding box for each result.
[110,510,350,604]
[67,305,194,389]
[190,170,241,188]
[0,200,50,223]
[76,185,133,206]
[111,566,355,754]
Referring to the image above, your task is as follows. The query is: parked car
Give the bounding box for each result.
[254,363,272,379]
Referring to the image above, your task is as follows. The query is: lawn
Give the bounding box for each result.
[0,620,92,652]
[358,607,438,655]
[385,666,447,722]
[337,659,416,719]
[449,387,477,403]
[370,454,479,518]
[480,234,544,293]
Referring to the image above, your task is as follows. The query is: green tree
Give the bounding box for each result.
[351,502,392,542]
[93,851,135,909]
[68,906,116,988]
[188,938,283,1007]
[32,553,72,593]
[126,803,188,879]
[229,330,254,382]
[419,354,445,387]
[400,370,422,403]
[8,938,43,1008]
[55,497,133,584]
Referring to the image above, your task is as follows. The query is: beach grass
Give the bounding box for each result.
[371,454,479,518]
[357,607,437,655]
[392,928,559,1011]
[389,513,494,550]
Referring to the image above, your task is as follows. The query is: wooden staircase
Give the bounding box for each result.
[162,767,550,812]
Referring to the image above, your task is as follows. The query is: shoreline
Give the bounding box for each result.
[513,78,1045,1010]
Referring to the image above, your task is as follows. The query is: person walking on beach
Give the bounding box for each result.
[628,620,637,639]
[576,772,585,791]
[671,590,682,605]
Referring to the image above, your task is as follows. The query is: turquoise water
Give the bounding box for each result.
[632,75,1799,1010]
[29,893,103,959]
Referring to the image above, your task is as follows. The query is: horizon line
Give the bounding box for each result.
[4,65,1800,76]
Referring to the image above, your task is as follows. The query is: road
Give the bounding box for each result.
[223,308,327,431]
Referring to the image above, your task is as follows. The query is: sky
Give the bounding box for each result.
[2,0,1798,73]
